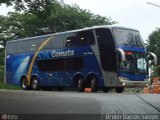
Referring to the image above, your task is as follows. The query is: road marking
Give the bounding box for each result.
[135,94,160,113]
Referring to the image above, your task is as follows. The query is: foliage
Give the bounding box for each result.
[146,28,160,65]
[0,0,116,74]
[0,49,5,65]
[0,82,21,90]
[0,1,116,47]
[150,66,160,78]
[0,66,4,83]
[0,0,54,18]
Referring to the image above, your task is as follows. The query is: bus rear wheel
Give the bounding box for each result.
[90,76,98,92]
[31,77,40,90]
[115,87,124,93]
[21,77,29,90]
[76,76,85,92]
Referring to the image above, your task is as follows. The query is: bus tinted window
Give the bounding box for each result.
[38,37,51,50]
[36,57,83,71]
[65,30,95,47]
[17,41,27,53]
[50,35,64,49]
[113,28,144,47]
[27,39,38,52]
[6,42,16,54]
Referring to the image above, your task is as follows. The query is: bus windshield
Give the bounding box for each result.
[113,28,144,47]
[119,52,148,74]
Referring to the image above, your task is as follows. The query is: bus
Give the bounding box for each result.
[5,25,157,93]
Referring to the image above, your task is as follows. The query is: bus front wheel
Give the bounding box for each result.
[115,87,124,93]
[21,77,29,90]
[31,77,40,90]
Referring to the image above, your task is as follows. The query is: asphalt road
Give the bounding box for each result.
[0,90,160,120]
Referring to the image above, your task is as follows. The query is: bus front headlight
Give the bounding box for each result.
[119,77,129,81]
[144,78,150,82]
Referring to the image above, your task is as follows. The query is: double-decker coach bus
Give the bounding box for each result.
[5,25,157,93]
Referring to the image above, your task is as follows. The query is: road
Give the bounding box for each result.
[0,90,160,120]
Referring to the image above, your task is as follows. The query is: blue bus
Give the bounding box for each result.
[5,25,157,92]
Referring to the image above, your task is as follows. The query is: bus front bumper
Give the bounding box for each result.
[119,77,150,87]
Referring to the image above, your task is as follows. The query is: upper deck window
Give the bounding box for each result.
[65,30,95,47]
[6,42,16,54]
[113,28,144,47]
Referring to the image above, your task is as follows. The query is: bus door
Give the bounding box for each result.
[95,28,119,86]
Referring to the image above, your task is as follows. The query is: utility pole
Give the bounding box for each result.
[147,2,160,8]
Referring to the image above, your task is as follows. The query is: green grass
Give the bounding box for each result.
[0,82,21,90]
[0,69,4,83]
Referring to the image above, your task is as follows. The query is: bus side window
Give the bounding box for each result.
[64,30,95,47]
[27,39,38,52]
[71,57,83,70]
[65,33,78,47]
[6,42,17,54]
[38,37,51,50]
[50,35,64,49]
[36,57,83,72]
[17,41,27,53]
[77,30,95,45]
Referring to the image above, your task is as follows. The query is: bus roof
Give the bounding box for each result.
[6,25,139,44]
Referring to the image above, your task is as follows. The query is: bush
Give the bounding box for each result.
[151,66,160,78]
[0,67,4,83]
[0,82,21,90]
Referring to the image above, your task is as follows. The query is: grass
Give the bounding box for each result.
[124,88,143,93]
[0,82,21,90]
[0,68,4,83]
[0,67,21,90]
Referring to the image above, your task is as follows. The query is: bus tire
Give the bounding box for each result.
[90,76,98,92]
[21,77,29,90]
[102,87,110,93]
[76,76,85,92]
[56,87,64,91]
[31,77,40,90]
[115,87,124,93]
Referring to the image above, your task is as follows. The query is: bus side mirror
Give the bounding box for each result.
[116,48,126,62]
[146,52,158,66]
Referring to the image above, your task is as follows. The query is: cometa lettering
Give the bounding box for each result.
[52,49,74,57]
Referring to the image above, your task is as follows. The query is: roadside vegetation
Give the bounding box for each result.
[0,82,21,90]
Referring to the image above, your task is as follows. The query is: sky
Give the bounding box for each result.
[0,0,160,42]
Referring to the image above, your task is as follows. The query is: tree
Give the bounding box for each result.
[0,0,116,68]
[0,1,116,47]
[147,28,160,77]
[147,28,160,65]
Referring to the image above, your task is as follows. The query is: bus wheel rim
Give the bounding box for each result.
[22,80,27,89]
[33,79,38,89]
[78,79,82,88]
